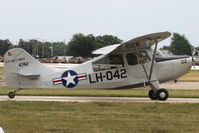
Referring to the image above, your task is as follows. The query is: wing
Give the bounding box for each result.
[124,31,171,48]
[92,44,121,55]
[92,31,171,55]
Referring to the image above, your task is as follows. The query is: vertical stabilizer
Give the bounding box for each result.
[3,48,57,88]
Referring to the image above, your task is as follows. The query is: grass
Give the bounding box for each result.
[0,87,148,97]
[179,70,199,82]
[1,87,199,98]
[0,101,199,133]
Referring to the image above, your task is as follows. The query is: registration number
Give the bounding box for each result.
[89,69,127,83]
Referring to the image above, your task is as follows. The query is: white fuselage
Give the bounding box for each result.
[4,48,191,89]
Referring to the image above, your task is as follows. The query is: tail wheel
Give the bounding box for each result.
[148,89,157,100]
[8,92,16,99]
[156,88,169,101]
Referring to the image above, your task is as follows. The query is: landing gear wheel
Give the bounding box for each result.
[156,88,169,101]
[148,89,157,100]
[8,92,16,99]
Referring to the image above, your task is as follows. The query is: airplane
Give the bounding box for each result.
[3,31,193,100]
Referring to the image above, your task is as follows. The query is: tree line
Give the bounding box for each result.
[0,32,197,58]
[0,33,122,58]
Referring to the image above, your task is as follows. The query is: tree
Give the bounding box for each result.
[67,33,123,57]
[18,39,33,55]
[95,35,122,49]
[170,33,192,55]
[17,39,67,58]
[52,42,67,56]
[67,33,96,57]
[0,39,13,56]
[160,45,171,51]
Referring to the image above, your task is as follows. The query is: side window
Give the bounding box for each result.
[126,53,138,65]
[139,51,150,63]
[92,54,124,72]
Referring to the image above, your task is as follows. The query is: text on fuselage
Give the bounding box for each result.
[89,68,127,83]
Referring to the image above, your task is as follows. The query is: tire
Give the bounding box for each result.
[148,89,157,100]
[8,92,15,99]
[156,88,169,101]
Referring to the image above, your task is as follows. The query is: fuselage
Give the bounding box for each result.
[52,48,192,89]
[4,48,192,89]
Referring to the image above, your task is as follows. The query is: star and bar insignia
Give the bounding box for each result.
[53,70,87,88]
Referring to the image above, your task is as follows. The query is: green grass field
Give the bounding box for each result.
[1,87,199,98]
[0,101,199,133]
[179,70,199,82]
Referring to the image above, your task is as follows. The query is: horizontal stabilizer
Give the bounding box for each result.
[12,71,40,80]
[14,72,40,77]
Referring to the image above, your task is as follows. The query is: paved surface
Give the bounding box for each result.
[1,96,199,103]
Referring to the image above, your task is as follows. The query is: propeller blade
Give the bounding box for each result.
[187,44,195,70]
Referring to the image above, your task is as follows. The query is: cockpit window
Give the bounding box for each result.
[126,53,138,65]
[127,51,150,65]
[92,54,124,72]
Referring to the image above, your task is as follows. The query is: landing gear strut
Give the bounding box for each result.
[148,88,169,101]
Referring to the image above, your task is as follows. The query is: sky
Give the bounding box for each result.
[0,0,199,47]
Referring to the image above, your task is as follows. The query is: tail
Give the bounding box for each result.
[4,48,57,88]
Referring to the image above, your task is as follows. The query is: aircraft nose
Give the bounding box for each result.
[172,57,192,79]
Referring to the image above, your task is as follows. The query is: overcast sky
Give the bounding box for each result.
[0,0,198,46]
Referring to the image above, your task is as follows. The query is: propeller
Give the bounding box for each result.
[187,44,195,70]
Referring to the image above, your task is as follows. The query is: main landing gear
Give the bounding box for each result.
[8,89,21,99]
[148,81,169,101]
[148,88,169,101]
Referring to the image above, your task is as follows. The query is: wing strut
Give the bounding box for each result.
[134,44,149,80]
[149,40,158,82]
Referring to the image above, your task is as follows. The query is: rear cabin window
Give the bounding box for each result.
[92,54,124,72]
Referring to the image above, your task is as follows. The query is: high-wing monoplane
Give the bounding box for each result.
[3,32,193,100]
